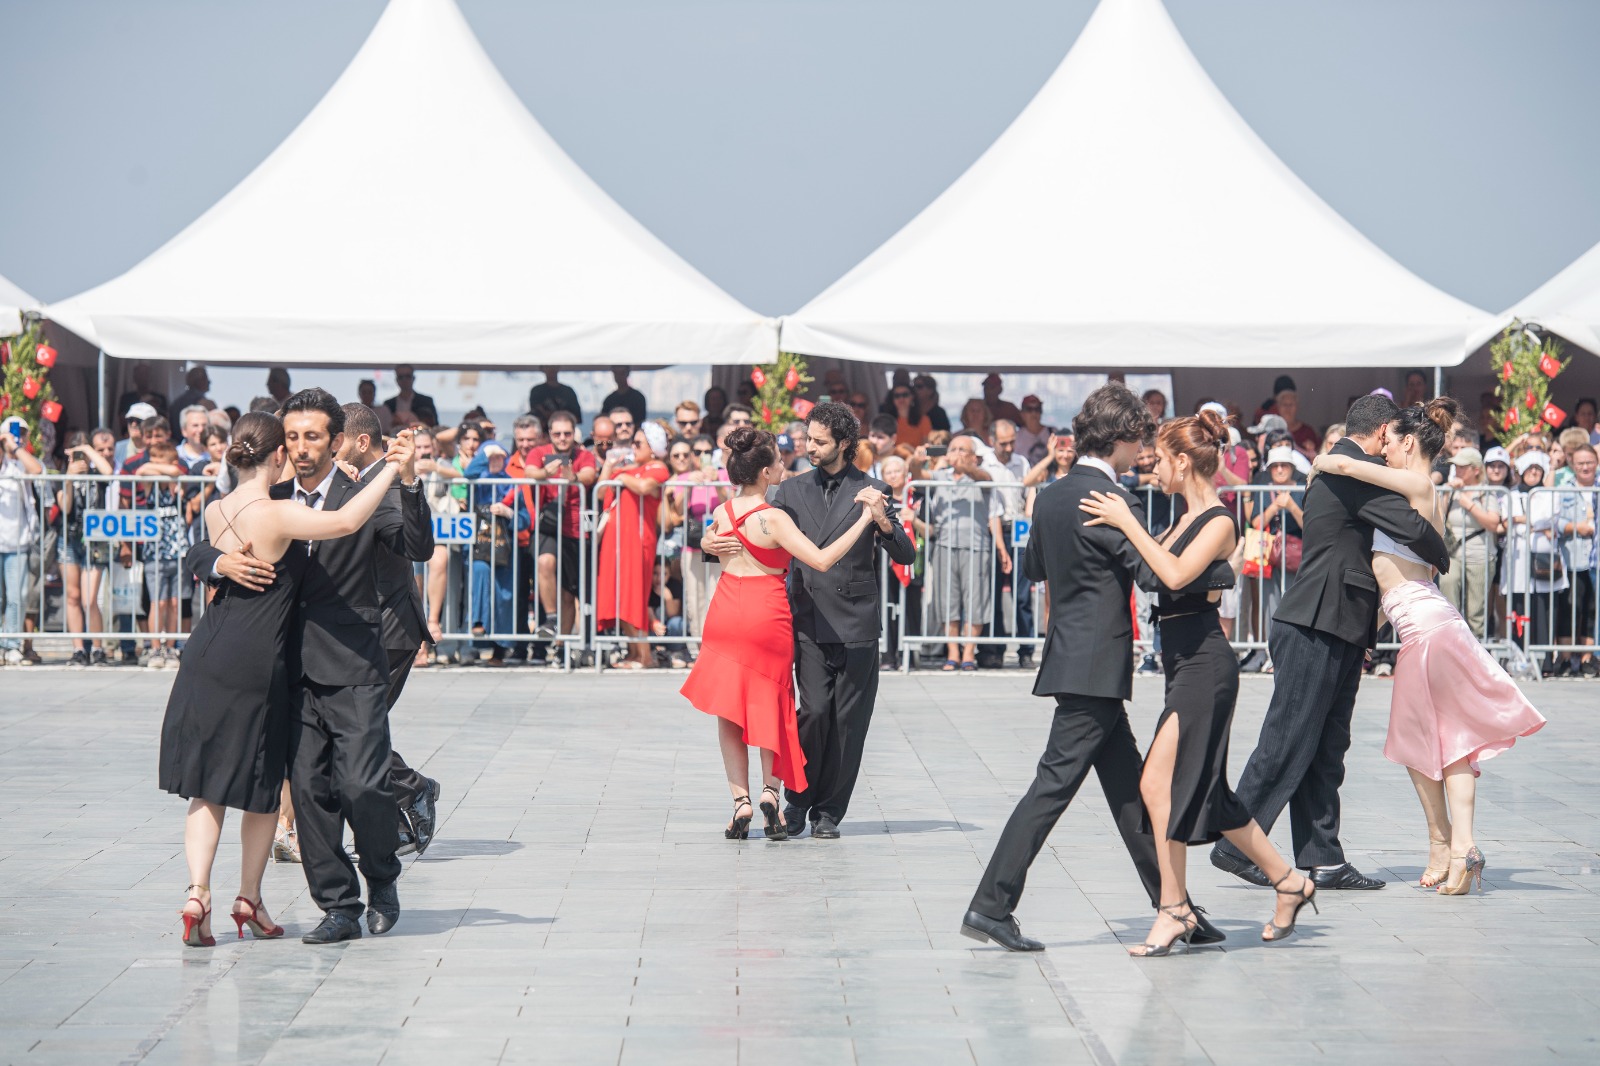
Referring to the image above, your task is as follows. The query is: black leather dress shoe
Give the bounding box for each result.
[783,805,808,838]
[1210,846,1271,887]
[366,878,401,934]
[960,910,1044,951]
[395,821,418,858]
[302,911,362,945]
[811,814,841,839]
[404,778,441,857]
[1184,899,1226,946]
[1309,863,1385,890]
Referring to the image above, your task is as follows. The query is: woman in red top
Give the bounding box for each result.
[680,428,878,840]
[597,423,671,668]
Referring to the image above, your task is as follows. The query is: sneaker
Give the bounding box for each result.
[533,624,558,640]
[1239,649,1267,673]
[1581,661,1598,679]
[90,648,108,666]
[146,651,167,669]
[2,649,21,666]
[165,647,181,667]
[20,647,41,665]
[1137,654,1159,675]
[1373,662,1393,677]
[69,650,89,667]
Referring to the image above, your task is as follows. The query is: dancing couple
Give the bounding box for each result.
[962,385,1305,954]
[685,403,914,840]
[161,389,435,946]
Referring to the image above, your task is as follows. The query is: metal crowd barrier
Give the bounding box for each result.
[1,470,1591,679]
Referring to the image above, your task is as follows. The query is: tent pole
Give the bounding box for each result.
[98,350,108,427]
[1433,365,1443,400]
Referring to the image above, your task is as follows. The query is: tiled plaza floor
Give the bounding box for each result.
[0,666,1594,1065]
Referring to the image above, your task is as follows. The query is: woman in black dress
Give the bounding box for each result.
[1080,411,1318,956]
[161,412,412,946]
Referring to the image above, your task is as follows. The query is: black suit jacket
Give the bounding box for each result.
[360,464,432,655]
[189,469,434,686]
[1275,437,1449,648]
[1026,464,1145,701]
[770,465,916,644]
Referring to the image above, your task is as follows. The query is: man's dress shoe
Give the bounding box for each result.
[366,878,401,935]
[1309,863,1385,890]
[960,910,1044,952]
[811,815,841,839]
[1186,900,1226,946]
[395,822,418,858]
[783,805,808,838]
[302,911,363,945]
[1209,846,1271,887]
[404,778,442,857]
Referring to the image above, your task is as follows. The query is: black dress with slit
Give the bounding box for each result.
[158,540,307,814]
[1139,505,1253,845]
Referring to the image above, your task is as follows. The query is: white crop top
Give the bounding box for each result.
[1372,529,1429,567]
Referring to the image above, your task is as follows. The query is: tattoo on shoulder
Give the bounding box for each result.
[756,514,770,535]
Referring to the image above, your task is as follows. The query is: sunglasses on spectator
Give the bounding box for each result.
[693,447,713,456]
[891,391,911,400]
[676,418,699,428]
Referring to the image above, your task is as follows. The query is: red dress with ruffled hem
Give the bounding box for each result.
[679,504,808,793]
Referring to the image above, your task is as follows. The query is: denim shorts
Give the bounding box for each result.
[60,537,109,570]
[145,559,182,601]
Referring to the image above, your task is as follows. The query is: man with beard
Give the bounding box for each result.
[703,402,915,838]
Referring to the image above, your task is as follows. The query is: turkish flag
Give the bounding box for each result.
[34,344,56,369]
[1539,351,1561,378]
[1542,402,1567,428]
[1525,389,1537,410]
[40,400,62,423]
[793,398,814,419]
[1503,408,1518,430]
[1502,361,1513,381]
[22,376,40,399]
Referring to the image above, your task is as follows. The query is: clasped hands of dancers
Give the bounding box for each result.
[684,390,1542,960]
[159,389,441,947]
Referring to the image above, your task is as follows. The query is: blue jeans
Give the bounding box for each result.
[470,558,513,647]
[0,551,25,650]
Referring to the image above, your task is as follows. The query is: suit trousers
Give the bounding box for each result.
[1216,620,1363,869]
[785,639,879,824]
[385,646,428,805]
[290,679,402,918]
[970,694,1160,920]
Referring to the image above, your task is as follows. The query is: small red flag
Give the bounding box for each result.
[1538,351,1560,378]
[1542,402,1566,428]
[1501,361,1513,381]
[1525,389,1537,410]
[793,398,814,419]
[1503,408,1518,430]
[34,344,57,369]
[22,376,40,399]
[784,368,800,391]
[40,400,62,423]
[750,367,766,388]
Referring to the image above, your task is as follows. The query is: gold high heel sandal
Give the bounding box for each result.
[1437,846,1485,896]
[1419,838,1450,888]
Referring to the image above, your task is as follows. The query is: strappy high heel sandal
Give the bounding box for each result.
[1263,869,1318,942]
[1437,846,1486,896]
[1419,838,1450,888]
[231,896,285,940]
[179,885,215,948]
[758,785,787,841]
[1128,902,1197,958]
[272,825,301,864]
[725,795,753,840]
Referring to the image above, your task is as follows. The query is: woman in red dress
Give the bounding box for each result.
[597,423,671,668]
[680,427,879,840]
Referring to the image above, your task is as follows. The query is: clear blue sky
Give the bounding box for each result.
[3,0,1599,316]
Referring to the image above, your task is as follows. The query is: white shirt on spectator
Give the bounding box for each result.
[983,451,1029,521]
[0,457,41,553]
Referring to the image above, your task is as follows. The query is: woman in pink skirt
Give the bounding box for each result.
[1313,397,1545,896]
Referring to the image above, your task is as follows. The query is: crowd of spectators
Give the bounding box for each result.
[1,362,1596,675]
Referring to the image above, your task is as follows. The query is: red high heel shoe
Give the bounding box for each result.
[180,885,215,948]
[231,896,285,939]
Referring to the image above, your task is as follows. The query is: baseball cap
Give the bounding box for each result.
[125,402,159,420]
[1450,447,1484,469]
[1515,450,1549,475]
[1021,394,1043,408]
[776,433,794,452]
[1369,387,1394,400]
[1483,446,1511,468]
[1199,401,1229,420]
[1247,413,1288,435]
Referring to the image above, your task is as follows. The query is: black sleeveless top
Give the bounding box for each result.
[1151,505,1238,618]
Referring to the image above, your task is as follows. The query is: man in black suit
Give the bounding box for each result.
[191,389,433,943]
[1211,394,1449,891]
[338,403,443,858]
[703,402,915,839]
[962,383,1224,951]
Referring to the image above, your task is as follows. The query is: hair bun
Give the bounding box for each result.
[725,425,761,454]
[1194,408,1228,447]
[1423,396,1461,436]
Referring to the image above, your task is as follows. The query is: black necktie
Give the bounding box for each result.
[299,490,321,553]
[822,475,840,507]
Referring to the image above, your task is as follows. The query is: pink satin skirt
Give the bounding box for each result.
[1381,580,1546,780]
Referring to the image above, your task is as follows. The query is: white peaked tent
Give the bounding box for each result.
[47,0,775,367]
[782,0,1499,370]
[1,273,38,337]
[1509,239,1600,357]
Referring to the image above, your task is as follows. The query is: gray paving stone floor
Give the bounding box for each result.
[0,666,1595,1065]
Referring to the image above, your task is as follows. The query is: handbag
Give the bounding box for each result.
[112,562,145,617]
[1531,550,1565,582]
[1241,528,1276,579]
[473,506,512,556]
[1281,532,1303,572]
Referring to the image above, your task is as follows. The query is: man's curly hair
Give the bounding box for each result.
[1071,382,1155,458]
[807,400,860,465]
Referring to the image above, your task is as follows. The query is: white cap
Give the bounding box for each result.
[1515,450,1549,475]
[1483,446,1511,468]
[125,402,159,420]
[1265,445,1298,468]
[1199,402,1229,420]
